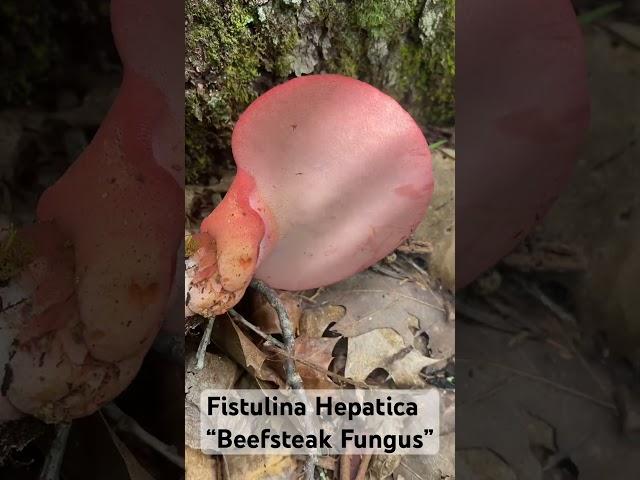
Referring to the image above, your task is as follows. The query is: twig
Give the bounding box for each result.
[340,455,352,480]
[39,422,71,480]
[518,279,610,396]
[229,309,285,350]
[228,309,369,388]
[578,2,623,25]
[354,454,372,480]
[597,23,640,51]
[308,287,324,302]
[250,280,303,390]
[102,403,184,469]
[457,358,617,412]
[249,279,316,480]
[196,317,215,370]
[370,264,407,281]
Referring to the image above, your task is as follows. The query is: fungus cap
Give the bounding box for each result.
[231,74,433,290]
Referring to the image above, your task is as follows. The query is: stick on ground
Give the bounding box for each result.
[195,316,215,370]
[39,422,71,480]
[102,403,184,469]
[250,279,316,480]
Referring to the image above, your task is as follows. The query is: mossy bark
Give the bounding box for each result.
[0,0,113,106]
[186,0,454,183]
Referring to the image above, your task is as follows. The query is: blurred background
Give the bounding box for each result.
[0,1,183,478]
[457,2,640,478]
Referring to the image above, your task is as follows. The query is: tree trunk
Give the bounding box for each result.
[185,0,454,183]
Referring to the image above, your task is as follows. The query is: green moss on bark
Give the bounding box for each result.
[186,0,454,183]
[185,0,299,183]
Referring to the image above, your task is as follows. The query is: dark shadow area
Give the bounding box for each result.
[1,1,184,478]
[457,0,640,478]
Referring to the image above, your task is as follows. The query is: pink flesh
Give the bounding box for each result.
[0,0,182,422]
[185,170,266,318]
[456,0,590,289]
[232,74,433,290]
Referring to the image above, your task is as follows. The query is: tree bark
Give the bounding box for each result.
[185,0,454,183]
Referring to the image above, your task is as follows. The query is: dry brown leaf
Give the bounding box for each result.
[101,414,154,480]
[367,454,402,480]
[185,400,201,450]
[62,414,153,479]
[293,336,339,389]
[211,316,284,387]
[224,454,299,480]
[186,447,219,480]
[346,328,440,387]
[251,290,302,335]
[185,350,240,449]
[458,449,517,480]
[299,304,346,337]
[317,271,452,360]
[185,350,240,402]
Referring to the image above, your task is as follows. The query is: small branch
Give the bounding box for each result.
[518,278,610,396]
[354,454,372,480]
[250,279,303,390]
[39,422,71,480]
[340,455,352,480]
[457,358,617,412]
[102,403,184,469]
[249,279,315,480]
[228,309,368,389]
[229,308,286,349]
[196,317,215,370]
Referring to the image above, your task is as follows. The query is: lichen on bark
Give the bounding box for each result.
[186,0,454,183]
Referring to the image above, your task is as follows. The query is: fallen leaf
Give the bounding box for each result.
[457,448,516,480]
[368,454,401,480]
[299,304,346,337]
[224,454,298,480]
[186,446,219,480]
[526,412,557,464]
[345,328,440,387]
[318,271,451,359]
[62,414,152,479]
[211,316,284,387]
[105,419,155,480]
[293,336,339,389]
[185,350,240,449]
[251,291,302,335]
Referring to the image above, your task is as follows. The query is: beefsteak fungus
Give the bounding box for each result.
[186,75,433,318]
[0,0,183,422]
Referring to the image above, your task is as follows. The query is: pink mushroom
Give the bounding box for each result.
[186,74,433,317]
[456,0,590,288]
[0,0,182,422]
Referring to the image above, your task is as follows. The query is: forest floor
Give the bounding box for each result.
[456,15,640,479]
[3,6,638,480]
[184,133,456,480]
